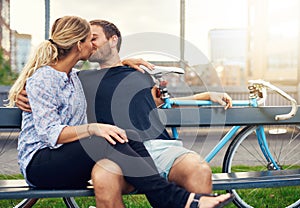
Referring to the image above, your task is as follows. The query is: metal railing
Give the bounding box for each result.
[169,85,298,106]
[0,85,299,107]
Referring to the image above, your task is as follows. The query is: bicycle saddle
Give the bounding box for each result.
[139,65,185,75]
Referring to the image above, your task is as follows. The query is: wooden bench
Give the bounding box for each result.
[0,107,300,207]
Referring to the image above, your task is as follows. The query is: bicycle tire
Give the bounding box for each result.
[223,125,300,208]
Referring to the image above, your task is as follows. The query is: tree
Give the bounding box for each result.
[0,49,17,85]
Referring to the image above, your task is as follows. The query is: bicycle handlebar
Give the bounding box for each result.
[248,79,298,120]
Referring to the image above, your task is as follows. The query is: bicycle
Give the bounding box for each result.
[141,65,300,208]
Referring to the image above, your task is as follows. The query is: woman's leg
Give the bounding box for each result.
[91,159,132,208]
[79,130,190,208]
[27,132,232,208]
[26,139,96,188]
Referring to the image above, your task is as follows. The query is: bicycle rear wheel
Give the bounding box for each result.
[223,125,300,208]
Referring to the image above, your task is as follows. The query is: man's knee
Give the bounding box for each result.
[169,153,212,192]
[185,154,211,178]
[169,153,212,182]
[188,161,212,182]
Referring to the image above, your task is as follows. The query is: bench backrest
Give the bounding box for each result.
[1,106,300,129]
[0,107,22,128]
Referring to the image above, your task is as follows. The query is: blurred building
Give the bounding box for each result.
[10,31,32,73]
[209,29,247,86]
[0,0,10,59]
[0,0,32,74]
[247,0,299,85]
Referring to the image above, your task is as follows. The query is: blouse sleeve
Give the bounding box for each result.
[26,74,66,148]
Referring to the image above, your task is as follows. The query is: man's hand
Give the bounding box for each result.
[16,89,32,112]
[122,58,154,73]
[209,92,232,110]
[151,86,164,107]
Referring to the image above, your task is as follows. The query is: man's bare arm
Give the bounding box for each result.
[122,58,154,73]
[172,92,233,110]
[16,89,32,112]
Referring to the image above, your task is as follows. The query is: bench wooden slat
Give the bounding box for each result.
[158,106,300,127]
[212,169,300,190]
[0,169,299,199]
[2,106,300,129]
[0,107,22,128]
[0,187,94,199]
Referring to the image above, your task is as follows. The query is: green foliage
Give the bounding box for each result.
[0,49,17,85]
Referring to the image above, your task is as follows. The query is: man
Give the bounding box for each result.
[17,19,233,207]
[81,19,232,207]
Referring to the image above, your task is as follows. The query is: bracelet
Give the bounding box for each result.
[87,124,92,136]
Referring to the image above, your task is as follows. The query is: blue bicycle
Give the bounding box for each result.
[142,65,300,208]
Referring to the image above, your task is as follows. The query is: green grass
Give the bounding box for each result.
[210,166,300,208]
[0,174,151,208]
[0,195,151,208]
[0,167,299,208]
[0,174,24,179]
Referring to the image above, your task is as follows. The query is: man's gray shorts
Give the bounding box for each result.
[144,139,194,179]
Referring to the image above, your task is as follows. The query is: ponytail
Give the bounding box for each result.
[7,40,58,107]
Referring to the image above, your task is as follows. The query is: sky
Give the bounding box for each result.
[10,0,248,60]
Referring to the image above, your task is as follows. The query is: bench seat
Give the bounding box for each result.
[212,169,300,190]
[0,169,299,200]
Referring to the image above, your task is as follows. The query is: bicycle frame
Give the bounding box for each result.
[159,78,297,170]
[143,65,300,207]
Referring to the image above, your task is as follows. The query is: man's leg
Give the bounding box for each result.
[168,153,212,193]
[91,159,134,208]
[144,140,213,194]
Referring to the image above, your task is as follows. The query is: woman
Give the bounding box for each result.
[8,16,232,208]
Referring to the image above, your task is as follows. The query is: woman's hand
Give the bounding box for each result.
[89,123,128,145]
[122,58,154,73]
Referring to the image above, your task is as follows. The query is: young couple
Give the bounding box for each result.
[9,16,233,208]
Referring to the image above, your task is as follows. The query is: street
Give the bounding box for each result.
[0,126,299,175]
[0,127,232,175]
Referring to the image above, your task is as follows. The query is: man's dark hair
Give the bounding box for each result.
[89,19,122,52]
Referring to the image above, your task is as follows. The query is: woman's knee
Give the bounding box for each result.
[91,159,123,185]
[92,159,134,195]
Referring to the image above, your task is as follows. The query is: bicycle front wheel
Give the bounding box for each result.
[223,125,300,208]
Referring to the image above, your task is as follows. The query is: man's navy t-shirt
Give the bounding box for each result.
[78,66,171,141]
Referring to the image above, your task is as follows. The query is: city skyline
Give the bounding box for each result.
[10,0,248,58]
[8,0,300,87]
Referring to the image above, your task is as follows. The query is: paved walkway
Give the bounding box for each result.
[0,128,228,175]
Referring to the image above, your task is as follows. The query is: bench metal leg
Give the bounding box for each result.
[63,197,80,208]
[14,198,39,208]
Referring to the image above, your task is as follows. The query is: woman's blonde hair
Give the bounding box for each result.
[7,16,90,107]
